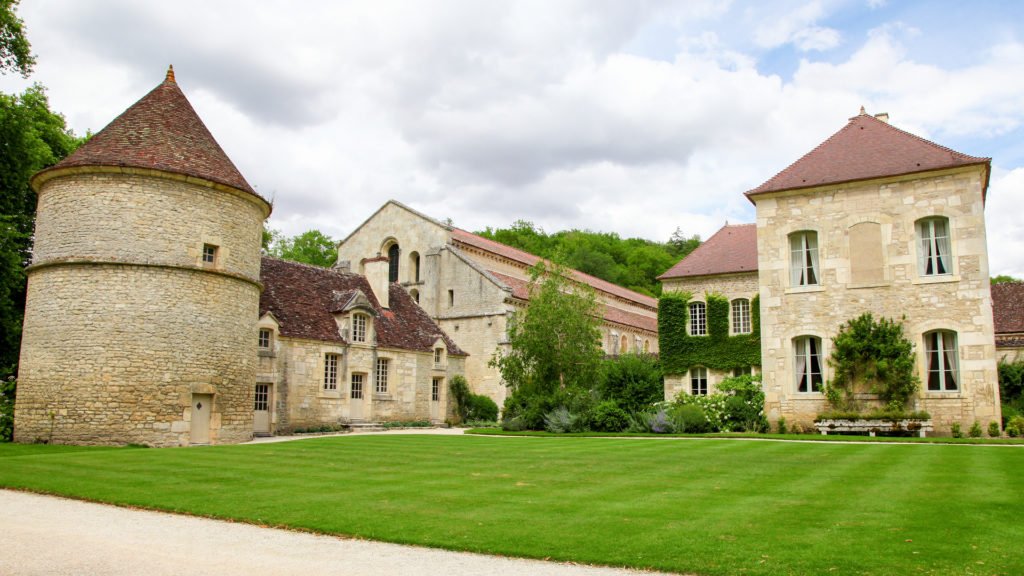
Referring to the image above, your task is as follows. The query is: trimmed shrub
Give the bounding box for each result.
[1006,415,1024,438]
[599,354,664,414]
[988,421,1001,438]
[968,421,983,438]
[589,400,630,432]
[674,404,710,433]
[950,422,963,438]
[468,394,499,422]
[776,417,787,435]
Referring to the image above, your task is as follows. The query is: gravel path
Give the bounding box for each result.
[0,489,678,576]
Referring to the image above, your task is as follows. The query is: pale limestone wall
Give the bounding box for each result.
[336,202,450,283]
[16,265,260,446]
[270,335,461,431]
[997,345,1023,364]
[754,166,1000,433]
[16,171,267,446]
[33,172,265,282]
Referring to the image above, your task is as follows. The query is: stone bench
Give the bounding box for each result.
[815,418,934,438]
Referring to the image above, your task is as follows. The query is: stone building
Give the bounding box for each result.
[256,257,466,434]
[14,69,466,446]
[657,224,760,398]
[336,201,660,406]
[15,67,271,446]
[993,282,1024,363]
[661,111,1002,433]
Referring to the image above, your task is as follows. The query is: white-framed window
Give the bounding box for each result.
[431,377,442,402]
[352,314,367,343]
[202,243,218,265]
[689,301,707,336]
[258,328,272,350]
[254,383,269,411]
[433,348,443,368]
[732,366,751,378]
[731,298,751,334]
[690,367,708,396]
[375,358,389,394]
[917,217,952,277]
[351,373,364,399]
[794,336,823,392]
[789,231,819,287]
[324,353,339,391]
[925,330,959,391]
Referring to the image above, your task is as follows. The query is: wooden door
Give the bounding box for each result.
[350,373,364,420]
[254,384,271,434]
[430,377,442,421]
[190,393,213,444]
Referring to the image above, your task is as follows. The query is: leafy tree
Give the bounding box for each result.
[0,84,82,380]
[667,227,701,260]
[992,275,1021,284]
[493,262,603,428]
[0,0,33,77]
[266,229,338,267]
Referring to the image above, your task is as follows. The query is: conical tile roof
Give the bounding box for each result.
[37,66,260,198]
[746,112,990,199]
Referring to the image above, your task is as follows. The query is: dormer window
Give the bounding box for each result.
[258,328,272,350]
[352,313,367,343]
[433,347,444,368]
[202,244,218,266]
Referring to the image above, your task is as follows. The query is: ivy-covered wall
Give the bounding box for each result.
[658,292,761,375]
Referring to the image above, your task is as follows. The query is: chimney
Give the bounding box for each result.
[874,112,890,123]
[361,256,390,309]
[335,260,351,273]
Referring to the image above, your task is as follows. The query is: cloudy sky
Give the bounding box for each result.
[3,0,1023,275]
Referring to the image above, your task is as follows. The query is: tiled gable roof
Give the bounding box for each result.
[487,269,656,333]
[746,112,990,199]
[992,282,1024,336]
[259,257,465,355]
[37,67,261,199]
[451,228,658,309]
[658,224,757,279]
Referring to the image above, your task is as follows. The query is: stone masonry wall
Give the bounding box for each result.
[754,166,1000,433]
[15,170,266,446]
[16,265,260,446]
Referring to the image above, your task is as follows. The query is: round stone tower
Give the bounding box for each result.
[14,67,271,446]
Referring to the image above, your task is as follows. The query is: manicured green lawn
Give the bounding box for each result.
[1,436,1021,575]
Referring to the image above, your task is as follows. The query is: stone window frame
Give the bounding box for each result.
[690,366,708,396]
[689,301,707,336]
[731,298,752,335]
[924,329,959,392]
[620,334,629,353]
[258,328,273,351]
[794,335,824,393]
[433,347,445,369]
[431,377,442,402]
[324,353,340,391]
[375,357,390,395]
[351,313,368,343]
[350,372,365,399]
[916,216,954,278]
[789,230,820,287]
[201,243,218,267]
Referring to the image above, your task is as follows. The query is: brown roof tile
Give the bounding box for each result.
[451,228,658,309]
[259,257,465,355]
[37,67,262,199]
[487,269,656,333]
[658,224,757,279]
[992,282,1024,336]
[746,112,990,199]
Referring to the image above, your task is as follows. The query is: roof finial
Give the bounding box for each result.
[166,64,175,84]
[859,105,866,115]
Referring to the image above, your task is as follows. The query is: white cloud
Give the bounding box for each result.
[4,0,1022,276]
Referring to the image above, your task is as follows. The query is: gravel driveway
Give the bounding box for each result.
[1,489,678,576]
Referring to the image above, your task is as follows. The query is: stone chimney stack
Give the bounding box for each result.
[874,112,890,123]
[361,255,390,308]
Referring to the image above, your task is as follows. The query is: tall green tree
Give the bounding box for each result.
[0,0,33,76]
[492,262,603,395]
[0,84,82,377]
[265,228,338,267]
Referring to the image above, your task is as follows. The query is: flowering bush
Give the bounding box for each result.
[670,374,767,432]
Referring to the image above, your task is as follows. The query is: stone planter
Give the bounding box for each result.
[814,418,933,438]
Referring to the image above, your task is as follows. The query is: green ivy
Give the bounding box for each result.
[658,292,761,375]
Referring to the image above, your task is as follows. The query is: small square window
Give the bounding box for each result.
[202,244,218,265]
[258,328,272,349]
